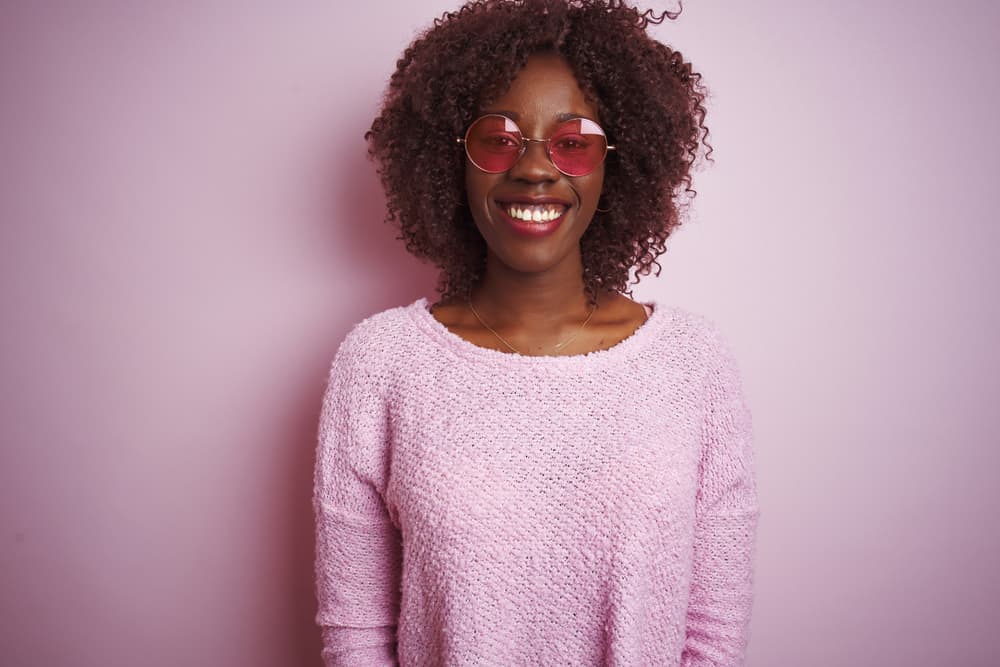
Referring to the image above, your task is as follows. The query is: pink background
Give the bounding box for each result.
[2,2,998,665]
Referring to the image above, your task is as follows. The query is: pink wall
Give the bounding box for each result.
[1,2,997,665]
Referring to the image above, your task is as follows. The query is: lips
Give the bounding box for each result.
[500,202,568,222]
[494,197,570,238]
[496,196,572,208]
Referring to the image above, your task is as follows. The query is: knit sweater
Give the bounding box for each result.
[313,296,760,667]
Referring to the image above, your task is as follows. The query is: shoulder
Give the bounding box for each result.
[670,307,750,410]
[650,303,743,373]
[327,300,420,386]
[338,301,413,352]
[648,302,722,347]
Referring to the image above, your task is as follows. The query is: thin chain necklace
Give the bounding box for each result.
[466,296,598,355]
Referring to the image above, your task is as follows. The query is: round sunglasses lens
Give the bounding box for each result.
[465,116,522,173]
[548,118,608,176]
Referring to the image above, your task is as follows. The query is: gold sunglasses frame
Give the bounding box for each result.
[455,114,617,176]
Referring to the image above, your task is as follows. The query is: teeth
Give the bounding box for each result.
[504,203,566,222]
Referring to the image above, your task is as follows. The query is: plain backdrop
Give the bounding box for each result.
[1,1,998,666]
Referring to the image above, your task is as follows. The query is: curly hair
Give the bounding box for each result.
[365,0,711,307]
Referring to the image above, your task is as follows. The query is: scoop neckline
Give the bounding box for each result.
[406,295,666,368]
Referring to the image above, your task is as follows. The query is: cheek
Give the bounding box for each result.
[464,166,483,203]
[577,171,605,208]
[464,168,499,216]
[463,167,478,202]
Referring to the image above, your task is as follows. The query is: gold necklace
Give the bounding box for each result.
[466,297,598,355]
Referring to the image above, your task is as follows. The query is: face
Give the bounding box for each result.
[464,52,605,278]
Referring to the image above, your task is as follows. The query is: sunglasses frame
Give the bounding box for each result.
[456,113,617,177]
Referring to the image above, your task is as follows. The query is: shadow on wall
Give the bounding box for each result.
[290,104,440,665]
[326,106,441,314]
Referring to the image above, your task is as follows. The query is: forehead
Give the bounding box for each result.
[483,53,599,128]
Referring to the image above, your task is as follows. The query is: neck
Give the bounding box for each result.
[470,252,602,331]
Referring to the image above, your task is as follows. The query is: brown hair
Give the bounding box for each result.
[366,0,711,306]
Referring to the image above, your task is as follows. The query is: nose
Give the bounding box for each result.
[508,138,560,182]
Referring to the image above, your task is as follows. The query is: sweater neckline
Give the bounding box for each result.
[407,295,666,368]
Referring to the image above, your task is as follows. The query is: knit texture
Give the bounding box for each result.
[313,296,760,667]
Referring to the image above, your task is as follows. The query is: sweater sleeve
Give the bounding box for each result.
[681,326,761,667]
[313,325,402,667]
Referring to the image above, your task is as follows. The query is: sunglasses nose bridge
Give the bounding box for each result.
[513,137,559,175]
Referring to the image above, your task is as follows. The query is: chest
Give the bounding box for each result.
[382,366,705,548]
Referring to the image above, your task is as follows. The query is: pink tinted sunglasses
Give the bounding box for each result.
[457,114,616,177]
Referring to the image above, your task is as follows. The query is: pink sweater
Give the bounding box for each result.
[313,296,760,666]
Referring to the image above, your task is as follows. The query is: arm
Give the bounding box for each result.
[313,326,402,667]
[681,326,761,667]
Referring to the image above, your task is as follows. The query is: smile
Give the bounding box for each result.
[494,200,569,238]
[501,203,568,222]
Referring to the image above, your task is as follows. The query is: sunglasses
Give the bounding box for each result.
[457,114,616,177]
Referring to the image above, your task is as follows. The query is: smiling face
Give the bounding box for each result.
[464,51,605,278]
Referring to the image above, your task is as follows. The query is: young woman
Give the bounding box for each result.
[313,1,760,665]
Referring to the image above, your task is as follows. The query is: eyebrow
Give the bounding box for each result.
[489,110,591,123]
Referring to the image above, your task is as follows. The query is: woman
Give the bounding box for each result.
[313,1,760,665]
